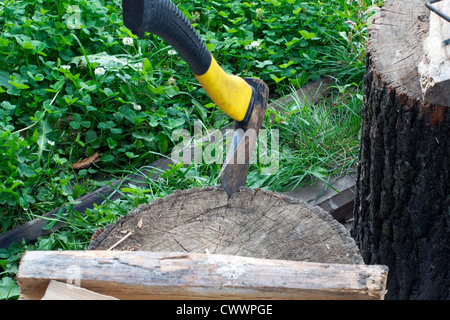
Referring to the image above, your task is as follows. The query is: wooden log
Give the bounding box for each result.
[418,0,450,106]
[353,0,449,300]
[17,250,388,300]
[42,280,118,300]
[89,186,364,265]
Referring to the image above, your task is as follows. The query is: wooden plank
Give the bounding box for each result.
[317,188,355,222]
[282,174,357,222]
[418,0,450,106]
[42,280,118,300]
[17,251,388,300]
[269,77,334,110]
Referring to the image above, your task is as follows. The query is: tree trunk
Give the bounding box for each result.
[352,0,449,300]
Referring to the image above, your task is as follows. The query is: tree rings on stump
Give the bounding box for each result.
[89,187,363,265]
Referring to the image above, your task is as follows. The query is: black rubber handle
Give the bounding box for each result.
[123,0,212,76]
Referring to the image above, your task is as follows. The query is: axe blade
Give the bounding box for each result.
[219,78,269,196]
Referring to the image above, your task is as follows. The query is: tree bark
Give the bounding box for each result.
[352,0,450,300]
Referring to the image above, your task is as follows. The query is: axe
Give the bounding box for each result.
[122,0,269,195]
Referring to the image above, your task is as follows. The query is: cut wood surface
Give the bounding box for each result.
[18,251,388,300]
[418,0,450,106]
[368,0,429,100]
[89,187,363,265]
[42,280,118,300]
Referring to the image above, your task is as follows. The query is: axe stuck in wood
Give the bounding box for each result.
[123,0,269,195]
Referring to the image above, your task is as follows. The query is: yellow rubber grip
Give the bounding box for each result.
[195,57,253,122]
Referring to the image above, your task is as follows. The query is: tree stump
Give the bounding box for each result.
[352,0,449,299]
[89,187,363,265]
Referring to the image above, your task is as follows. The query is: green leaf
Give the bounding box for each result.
[101,154,115,162]
[53,154,68,165]
[163,85,179,97]
[69,121,80,129]
[143,58,153,77]
[0,277,20,300]
[64,96,79,106]
[85,130,98,143]
[107,137,117,149]
[270,74,286,83]
[80,82,97,92]
[308,166,328,179]
[102,87,114,97]
[168,118,185,129]
[36,119,52,165]
[299,30,316,40]
[218,11,229,18]
[17,163,35,178]
[157,132,169,154]
[339,31,349,43]
[279,61,294,69]
[33,73,44,82]
[285,37,300,47]
[80,121,91,128]
[0,71,13,90]
[98,121,116,130]
[9,81,30,90]
[22,40,46,53]
[1,101,16,115]
[255,60,273,68]
[132,131,154,143]
[0,249,9,259]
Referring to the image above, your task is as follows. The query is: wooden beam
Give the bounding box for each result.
[17,251,388,300]
[419,0,450,106]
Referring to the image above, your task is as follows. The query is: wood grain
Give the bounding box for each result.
[42,280,118,300]
[89,187,363,265]
[418,0,450,106]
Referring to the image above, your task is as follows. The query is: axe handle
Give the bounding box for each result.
[123,0,254,122]
[123,0,211,75]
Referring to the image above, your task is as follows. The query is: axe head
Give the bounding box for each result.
[219,78,269,196]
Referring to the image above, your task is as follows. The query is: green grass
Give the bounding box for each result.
[249,83,363,191]
[0,0,382,299]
